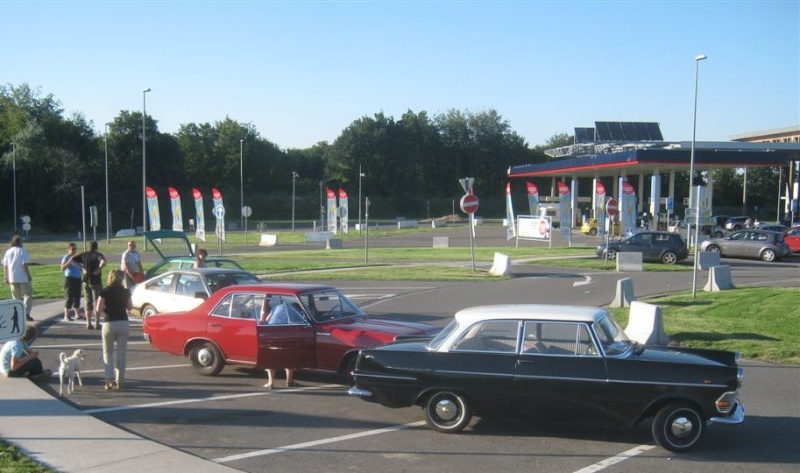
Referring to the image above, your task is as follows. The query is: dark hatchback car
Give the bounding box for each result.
[595,231,689,264]
[349,305,744,452]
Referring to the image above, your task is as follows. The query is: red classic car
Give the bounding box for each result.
[142,283,440,378]
[784,225,800,253]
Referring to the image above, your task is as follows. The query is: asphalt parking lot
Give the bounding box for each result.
[26,250,800,473]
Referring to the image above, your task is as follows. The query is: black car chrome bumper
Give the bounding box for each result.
[709,400,745,426]
[347,386,373,398]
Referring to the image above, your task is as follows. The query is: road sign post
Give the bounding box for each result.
[459,192,479,272]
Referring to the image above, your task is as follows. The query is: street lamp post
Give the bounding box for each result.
[358,164,365,234]
[142,87,151,248]
[689,54,707,299]
[104,123,111,243]
[10,142,16,233]
[291,171,299,231]
[240,138,244,230]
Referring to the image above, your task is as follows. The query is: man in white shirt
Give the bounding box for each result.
[2,235,33,322]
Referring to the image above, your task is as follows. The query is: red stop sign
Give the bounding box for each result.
[460,193,479,214]
[606,198,618,216]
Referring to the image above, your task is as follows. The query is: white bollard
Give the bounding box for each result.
[703,265,735,291]
[624,301,669,345]
[610,277,636,308]
[489,252,511,276]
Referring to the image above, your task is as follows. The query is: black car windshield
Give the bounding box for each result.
[300,289,366,322]
[426,319,460,350]
[592,315,632,356]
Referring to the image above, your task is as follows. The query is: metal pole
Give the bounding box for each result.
[11,142,16,233]
[358,164,363,235]
[291,172,298,231]
[364,197,369,263]
[690,54,706,299]
[142,87,151,249]
[776,166,782,223]
[104,123,110,243]
[240,139,244,230]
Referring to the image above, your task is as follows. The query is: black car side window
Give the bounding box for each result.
[523,322,597,357]
[451,320,519,353]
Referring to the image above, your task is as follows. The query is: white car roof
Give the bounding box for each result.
[453,304,609,325]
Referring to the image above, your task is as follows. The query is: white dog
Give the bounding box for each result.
[58,349,85,396]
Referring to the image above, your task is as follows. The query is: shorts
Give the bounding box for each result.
[84,282,102,312]
[64,277,82,309]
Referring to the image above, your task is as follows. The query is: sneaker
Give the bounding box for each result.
[26,316,34,322]
[86,324,94,330]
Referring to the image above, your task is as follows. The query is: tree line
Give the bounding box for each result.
[0,83,783,233]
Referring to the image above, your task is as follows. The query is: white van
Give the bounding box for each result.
[539,205,560,228]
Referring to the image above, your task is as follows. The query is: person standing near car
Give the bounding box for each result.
[194,248,208,268]
[95,269,132,390]
[2,235,34,322]
[72,241,106,330]
[60,242,83,322]
[120,240,144,289]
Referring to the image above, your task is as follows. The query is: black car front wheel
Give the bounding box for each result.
[424,391,472,433]
[606,249,618,260]
[189,341,225,376]
[661,251,678,265]
[652,402,705,452]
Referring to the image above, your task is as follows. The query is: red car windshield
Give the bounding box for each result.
[299,289,366,322]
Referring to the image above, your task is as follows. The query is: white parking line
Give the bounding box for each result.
[213,421,426,463]
[572,444,657,473]
[83,384,340,415]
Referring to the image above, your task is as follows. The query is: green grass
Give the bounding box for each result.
[610,287,800,364]
[0,439,52,472]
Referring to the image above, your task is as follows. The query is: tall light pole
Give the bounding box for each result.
[240,138,245,230]
[291,171,299,231]
[104,123,111,243]
[689,54,707,299]
[142,87,151,248]
[10,142,16,233]
[358,164,365,234]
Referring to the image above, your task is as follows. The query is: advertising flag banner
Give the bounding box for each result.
[557,182,572,238]
[212,187,226,242]
[192,188,206,242]
[621,181,637,236]
[526,182,540,216]
[338,189,349,234]
[595,182,607,237]
[168,187,183,232]
[326,188,337,234]
[506,182,516,241]
[146,186,161,232]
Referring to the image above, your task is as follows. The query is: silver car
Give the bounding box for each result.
[131,268,261,318]
[699,230,791,262]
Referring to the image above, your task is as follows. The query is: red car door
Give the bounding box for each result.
[206,292,261,366]
[256,295,316,370]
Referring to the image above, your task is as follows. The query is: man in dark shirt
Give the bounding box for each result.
[71,241,106,330]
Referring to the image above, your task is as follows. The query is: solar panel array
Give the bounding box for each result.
[594,122,664,142]
[574,127,596,144]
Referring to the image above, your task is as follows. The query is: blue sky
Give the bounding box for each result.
[2,1,798,150]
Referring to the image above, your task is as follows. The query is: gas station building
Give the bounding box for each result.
[507,122,800,227]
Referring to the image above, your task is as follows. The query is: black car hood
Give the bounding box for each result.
[634,345,736,367]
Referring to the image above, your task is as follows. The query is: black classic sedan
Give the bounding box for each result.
[349,305,744,452]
